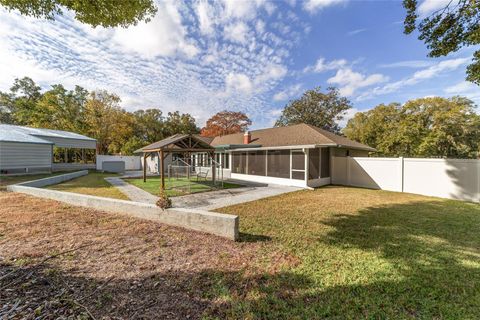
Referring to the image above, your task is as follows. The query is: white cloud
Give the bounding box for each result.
[418,0,458,17]
[445,81,480,104]
[222,0,268,20]
[225,73,253,94]
[358,57,470,100]
[223,21,250,44]
[303,0,347,13]
[255,63,287,84]
[273,84,302,101]
[113,1,198,59]
[347,28,366,36]
[379,60,434,68]
[328,68,388,96]
[196,0,214,36]
[304,57,347,73]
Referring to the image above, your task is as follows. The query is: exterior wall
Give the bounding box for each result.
[0,141,52,173]
[332,156,480,202]
[141,153,173,173]
[230,172,307,187]
[35,135,96,149]
[96,155,141,171]
[194,166,231,180]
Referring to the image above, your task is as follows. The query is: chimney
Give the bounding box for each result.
[243,131,251,144]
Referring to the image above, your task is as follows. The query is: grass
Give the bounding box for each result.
[46,172,128,200]
[2,186,480,318]
[125,177,243,197]
[0,172,65,191]
[215,186,480,319]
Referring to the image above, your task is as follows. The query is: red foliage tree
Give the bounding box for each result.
[200,111,252,137]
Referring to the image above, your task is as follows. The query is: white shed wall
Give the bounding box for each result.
[96,155,142,171]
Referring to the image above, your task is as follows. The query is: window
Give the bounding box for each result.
[247,151,266,176]
[309,148,320,180]
[267,150,290,178]
[321,148,330,178]
[232,152,247,174]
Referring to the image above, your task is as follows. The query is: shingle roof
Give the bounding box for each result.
[0,124,96,143]
[210,123,376,151]
[134,134,214,153]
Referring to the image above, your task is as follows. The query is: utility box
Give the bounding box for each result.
[102,161,125,173]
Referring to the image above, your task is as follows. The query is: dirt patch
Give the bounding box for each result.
[0,192,295,319]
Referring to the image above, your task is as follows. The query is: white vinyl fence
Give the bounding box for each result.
[332,157,480,202]
[96,155,142,171]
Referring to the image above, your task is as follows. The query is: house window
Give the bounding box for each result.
[232,152,247,174]
[321,148,330,178]
[247,151,266,176]
[267,150,290,178]
[309,148,320,180]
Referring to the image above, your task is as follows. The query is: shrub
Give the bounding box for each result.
[156,188,172,209]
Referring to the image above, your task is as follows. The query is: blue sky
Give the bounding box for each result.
[0,0,478,129]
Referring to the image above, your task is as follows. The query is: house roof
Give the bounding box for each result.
[210,123,376,151]
[0,124,96,144]
[135,134,214,153]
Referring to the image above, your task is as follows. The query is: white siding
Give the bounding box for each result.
[0,142,52,170]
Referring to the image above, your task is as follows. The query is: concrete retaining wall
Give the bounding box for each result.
[8,171,239,240]
[17,170,88,188]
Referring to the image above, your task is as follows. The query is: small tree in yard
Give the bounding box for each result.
[156,188,172,209]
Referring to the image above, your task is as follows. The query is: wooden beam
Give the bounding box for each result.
[143,153,147,183]
[160,149,165,190]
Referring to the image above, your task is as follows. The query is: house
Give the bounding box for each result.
[0,124,97,175]
[137,123,375,188]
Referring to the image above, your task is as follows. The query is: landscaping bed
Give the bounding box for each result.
[2,186,480,318]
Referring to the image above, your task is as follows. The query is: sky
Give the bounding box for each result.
[0,0,478,129]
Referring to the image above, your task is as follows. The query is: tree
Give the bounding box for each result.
[164,111,199,136]
[403,0,480,85]
[0,77,42,125]
[132,109,165,143]
[83,90,134,155]
[0,0,157,28]
[200,111,251,137]
[275,87,352,134]
[344,97,480,158]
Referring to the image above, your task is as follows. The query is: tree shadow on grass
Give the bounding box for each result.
[2,200,480,319]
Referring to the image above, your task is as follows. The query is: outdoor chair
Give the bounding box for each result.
[196,169,209,181]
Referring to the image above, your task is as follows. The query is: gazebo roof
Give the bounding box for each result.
[139,134,214,153]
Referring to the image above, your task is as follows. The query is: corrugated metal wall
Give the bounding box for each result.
[0,142,52,170]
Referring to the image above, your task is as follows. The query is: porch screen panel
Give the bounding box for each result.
[232,152,246,174]
[223,153,230,169]
[292,171,305,180]
[291,151,305,170]
[309,148,320,179]
[247,151,266,176]
[267,150,290,178]
[321,148,330,178]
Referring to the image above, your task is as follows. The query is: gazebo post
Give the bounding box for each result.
[210,151,216,185]
[143,153,147,182]
[160,149,165,190]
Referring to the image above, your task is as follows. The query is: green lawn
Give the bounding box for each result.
[0,172,66,191]
[125,177,243,197]
[46,172,128,200]
[212,186,480,319]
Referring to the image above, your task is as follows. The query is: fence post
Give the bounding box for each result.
[400,157,404,193]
